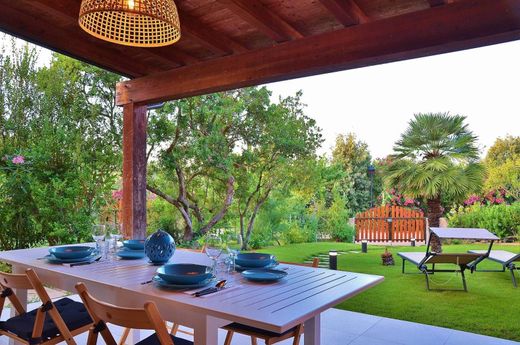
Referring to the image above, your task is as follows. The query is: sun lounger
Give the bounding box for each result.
[398,228,499,291]
[468,250,519,287]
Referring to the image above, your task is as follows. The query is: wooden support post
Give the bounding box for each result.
[122,102,148,239]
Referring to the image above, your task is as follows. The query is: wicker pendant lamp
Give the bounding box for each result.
[78,0,181,48]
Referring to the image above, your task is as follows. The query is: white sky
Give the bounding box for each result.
[266,41,520,159]
[3,34,520,159]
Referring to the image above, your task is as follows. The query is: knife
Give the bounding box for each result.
[68,256,102,267]
[193,280,227,297]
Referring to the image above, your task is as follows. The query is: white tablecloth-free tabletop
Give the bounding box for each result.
[0,246,383,345]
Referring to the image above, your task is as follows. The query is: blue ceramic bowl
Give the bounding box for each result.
[123,239,145,250]
[49,246,94,260]
[156,264,213,284]
[235,253,274,268]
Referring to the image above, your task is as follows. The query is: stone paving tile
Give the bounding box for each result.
[348,335,406,345]
[321,309,382,335]
[362,318,452,345]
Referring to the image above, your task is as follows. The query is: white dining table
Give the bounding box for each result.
[0,246,383,345]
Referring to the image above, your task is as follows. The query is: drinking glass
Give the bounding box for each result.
[225,234,240,273]
[106,223,123,253]
[92,224,106,253]
[204,234,223,273]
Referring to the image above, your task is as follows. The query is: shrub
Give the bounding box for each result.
[331,223,355,242]
[447,202,520,238]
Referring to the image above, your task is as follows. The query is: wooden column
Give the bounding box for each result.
[122,102,148,239]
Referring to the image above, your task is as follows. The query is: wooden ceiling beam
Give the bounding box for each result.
[178,9,248,55]
[318,0,369,26]
[217,0,303,42]
[0,4,150,77]
[116,0,520,105]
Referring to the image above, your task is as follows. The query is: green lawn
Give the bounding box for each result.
[263,242,520,341]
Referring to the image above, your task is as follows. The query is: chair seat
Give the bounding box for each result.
[224,322,298,339]
[136,333,193,345]
[0,297,92,342]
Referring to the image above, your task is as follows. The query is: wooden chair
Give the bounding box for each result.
[119,246,205,344]
[0,269,92,345]
[75,282,193,345]
[223,257,320,345]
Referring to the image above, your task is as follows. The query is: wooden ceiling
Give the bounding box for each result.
[0,0,519,104]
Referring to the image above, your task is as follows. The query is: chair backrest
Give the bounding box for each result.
[425,253,482,265]
[0,269,78,344]
[75,283,174,345]
[0,271,32,314]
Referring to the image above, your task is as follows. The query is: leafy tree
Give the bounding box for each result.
[234,91,322,249]
[331,133,381,213]
[146,92,241,242]
[147,88,321,247]
[385,113,484,252]
[0,41,122,249]
[484,136,519,200]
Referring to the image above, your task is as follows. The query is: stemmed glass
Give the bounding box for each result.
[91,224,106,253]
[225,233,240,273]
[106,223,123,254]
[204,234,223,274]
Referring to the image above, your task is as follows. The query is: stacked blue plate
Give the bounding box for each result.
[117,240,146,259]
[235,253,278,271]
[241,268,288,282]
[153,264,215,289]
[46,246,96,264]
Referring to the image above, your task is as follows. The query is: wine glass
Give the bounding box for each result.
[204,234,223,273]
[91,224,106,253]
[106,223,123,254]
[225,233,240,272]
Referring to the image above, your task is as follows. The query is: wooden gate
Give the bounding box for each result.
[355,205,426,242]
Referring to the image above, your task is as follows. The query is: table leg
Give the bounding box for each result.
[9,265,28,345]
[193,315,227,345]
[304,314,321,345]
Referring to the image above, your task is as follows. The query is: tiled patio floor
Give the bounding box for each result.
[1,297,517,345]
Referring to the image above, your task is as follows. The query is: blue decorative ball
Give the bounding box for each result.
[145,229,176,264]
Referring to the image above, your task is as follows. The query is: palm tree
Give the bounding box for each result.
[385,113,483,252]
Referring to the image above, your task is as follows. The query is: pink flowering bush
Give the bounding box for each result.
[112,189,123,200]
[381,188,421,209]
[11,155,25,164]
[463,188,514,207]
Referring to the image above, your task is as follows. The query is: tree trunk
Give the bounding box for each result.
[199,176,235,235]
[183,224,194,241]
[427,197,443,253]
[240,188,272,250]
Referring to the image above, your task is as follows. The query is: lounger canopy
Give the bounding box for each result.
[430,228,499,241]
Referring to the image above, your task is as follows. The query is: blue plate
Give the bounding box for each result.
[49,246,94,260]
[152,275,215,290]
[45,252,99,264]
[241,269,288,282]
[235,253,274,268]
[235,260,278,272]
[117,248,146,260]
[157,264,213,284]
[123,239,145,250]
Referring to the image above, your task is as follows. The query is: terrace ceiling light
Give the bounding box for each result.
[79,0,181,48]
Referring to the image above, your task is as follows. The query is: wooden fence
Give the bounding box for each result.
[355,205,426,242]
